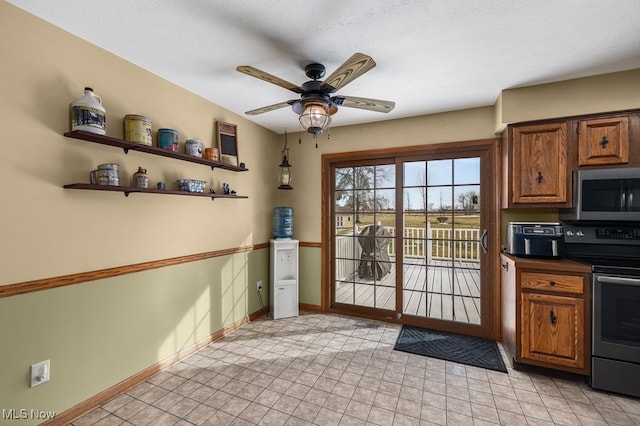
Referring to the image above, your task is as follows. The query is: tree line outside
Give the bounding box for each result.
[335,165,480,230]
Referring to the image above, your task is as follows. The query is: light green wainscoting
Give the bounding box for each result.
[299,246,322,308]
[0,248,269,425]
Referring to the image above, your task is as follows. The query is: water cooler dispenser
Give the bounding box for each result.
[270,239,299,319]
[270,207,298,319]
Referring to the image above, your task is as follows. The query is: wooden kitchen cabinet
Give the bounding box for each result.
[503,111,640,204]
[503,121,570,208]
[577,116,629,166]
[500,253,591,375]
[521,292,584,369]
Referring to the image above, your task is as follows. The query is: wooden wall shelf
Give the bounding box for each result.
[64,183,248,200]
[64,130,249,172]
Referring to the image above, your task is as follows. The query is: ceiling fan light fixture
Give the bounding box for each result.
[237,53,394,137]
[298,101,334,135]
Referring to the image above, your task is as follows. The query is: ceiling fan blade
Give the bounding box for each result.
[321,53,376,92]
[236,66,304,94]
[245,100,296,115]
[332,96,395,113]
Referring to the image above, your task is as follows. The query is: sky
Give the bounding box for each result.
[335,157,481,212]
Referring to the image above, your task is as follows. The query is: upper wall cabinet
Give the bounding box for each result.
[503,121,570,208]
[503,109,640,209]
[577,116,629,167]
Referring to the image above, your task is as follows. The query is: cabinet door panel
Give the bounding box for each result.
[512,123,568,204]
[578,117,629,166]
[521,292,584,369]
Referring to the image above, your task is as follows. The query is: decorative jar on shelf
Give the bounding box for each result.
[124,115,152,146]
[132,167,149,188]
[157,128,178,151]
[70,87,106,134]
[185,139,203,157]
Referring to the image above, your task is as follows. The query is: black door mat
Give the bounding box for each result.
[394,325,508,373]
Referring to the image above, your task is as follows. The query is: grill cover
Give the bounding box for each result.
[357,225,391,279]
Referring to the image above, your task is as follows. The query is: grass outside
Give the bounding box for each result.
[354,213,479,229]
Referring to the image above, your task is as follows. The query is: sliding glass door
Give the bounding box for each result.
[325,140,498,338]
[401,157,481,325]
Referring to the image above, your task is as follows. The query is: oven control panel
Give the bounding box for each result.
[595,228,640,240]
[564,224,640,244]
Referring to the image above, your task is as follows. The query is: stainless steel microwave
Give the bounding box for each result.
[560,167,640,222]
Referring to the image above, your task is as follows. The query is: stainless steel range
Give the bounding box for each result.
[564,223,640,398]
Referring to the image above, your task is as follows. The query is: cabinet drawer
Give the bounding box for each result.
[521,272,584,294]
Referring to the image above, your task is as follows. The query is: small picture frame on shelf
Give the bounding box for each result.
[216,121,239,167]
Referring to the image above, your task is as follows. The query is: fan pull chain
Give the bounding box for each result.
[295,129,330,148]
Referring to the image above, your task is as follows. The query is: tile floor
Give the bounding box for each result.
[73,312,640,425]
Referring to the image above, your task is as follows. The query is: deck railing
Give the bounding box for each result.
[335,235,361,281]
[335,226,480,280]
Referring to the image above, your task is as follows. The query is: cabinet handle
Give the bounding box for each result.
[601,136,609,148]
[549,280,556,286]
[501,262,508,271]
[550,310,557,325]
[536,172,543,184]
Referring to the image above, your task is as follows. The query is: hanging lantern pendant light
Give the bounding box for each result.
[278,131,293,190]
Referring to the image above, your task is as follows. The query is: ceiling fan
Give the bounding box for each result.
[236,53,396,135]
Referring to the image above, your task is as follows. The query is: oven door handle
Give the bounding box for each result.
[596,275,640,286]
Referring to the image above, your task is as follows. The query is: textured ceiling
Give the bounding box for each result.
[8,0,640,134]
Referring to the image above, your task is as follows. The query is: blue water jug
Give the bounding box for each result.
[273,207,293,239]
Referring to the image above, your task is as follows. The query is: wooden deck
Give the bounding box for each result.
[334,260,481,324]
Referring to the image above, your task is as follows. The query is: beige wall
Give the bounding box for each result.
[498,68,640,127]
[0,2,280,286]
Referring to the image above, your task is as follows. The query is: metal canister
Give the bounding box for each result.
[124,115,152,146]
[96,170,119,185]
[157,128,179,151]
[185,139,203,157]
[96,163,120,186]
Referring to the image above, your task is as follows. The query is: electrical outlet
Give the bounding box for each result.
[30,359,50,388]
[257,280,263,292]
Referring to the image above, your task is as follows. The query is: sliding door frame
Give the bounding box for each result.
[321,138,501,339]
